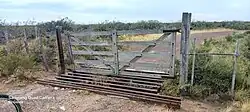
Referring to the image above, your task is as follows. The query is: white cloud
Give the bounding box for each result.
[0,0,249,23]
[193,13,220,21]
[0,0,125,8]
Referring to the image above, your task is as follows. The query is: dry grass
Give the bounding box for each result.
[119,34,162,41]
[241,101,250,112]
[119,28,234,41]
[190,28,234,34]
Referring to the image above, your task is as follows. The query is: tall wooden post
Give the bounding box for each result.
[56,26,65,74]
[112,30,119,75]
[180,12,192,88]
[170,32,177,76]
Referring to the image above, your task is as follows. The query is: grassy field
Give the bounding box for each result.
[120,28,235,41]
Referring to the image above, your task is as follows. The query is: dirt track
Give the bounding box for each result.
[1,83,222,112]
[0,31,235,112]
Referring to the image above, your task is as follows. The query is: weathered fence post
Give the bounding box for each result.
[180,12,191,85]
[191,38,196,86]
[37,27,49,71]
[231,40,239,96]
[170,32,177,76]
[56,26,65,74]
[111,30,119,75]
[180,12,191,95]
[4,29,9,55]
[23,28,29,54]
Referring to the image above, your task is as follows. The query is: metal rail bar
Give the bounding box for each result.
[56,76,158,93]
[75,60,170,69]
[72,51,170,57]
[37,79,181,101]
[70,29,179,37]
[77,65,173,78]
[72,51,113,56]
[60,74,160,89]
[67,72,162,86]
[188,53,235,55]
[70,40,171,46]
[71,42,111,46]
[73,70,164,82]
[38,80,181,108]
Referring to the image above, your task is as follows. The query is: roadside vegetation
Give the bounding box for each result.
[0,18,250,111]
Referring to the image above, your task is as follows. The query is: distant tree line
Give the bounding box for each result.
[1,18,250,33]
[37,18,250,32]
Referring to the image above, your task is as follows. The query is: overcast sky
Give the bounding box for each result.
[0,0,249,24]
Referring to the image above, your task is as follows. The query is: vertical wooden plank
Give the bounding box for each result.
[112,30,119,75]
[170,32,177,76]
[56,26,65,74]
[23,28,29,54]
[231,40,239,96]
[184,13,192,83]
[67,34,74,69]
[191,38,196,86]
[4,29,9,55]
[180,12,189,86]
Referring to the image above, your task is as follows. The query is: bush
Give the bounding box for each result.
[187,33,250,99]
[161,78,179,96]
[0,53,35,78]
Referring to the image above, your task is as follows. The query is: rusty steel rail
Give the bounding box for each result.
[56,76,158,93]
[37,79,181,108]
[37,69,181,108]
[61,73,160,89]
[72,70,165,82]
[66,71,163,86]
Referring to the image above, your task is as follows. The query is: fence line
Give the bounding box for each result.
[189,39,239,96]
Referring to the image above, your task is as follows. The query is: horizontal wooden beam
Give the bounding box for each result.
[72,51,113,56]
[72,51,170,57]
[71,41,171,46]
[70,29,177,37]
[71,42,111,46]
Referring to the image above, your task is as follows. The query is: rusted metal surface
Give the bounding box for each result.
[38,79,181,108]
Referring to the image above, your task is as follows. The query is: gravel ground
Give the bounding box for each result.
[0,83,222,112]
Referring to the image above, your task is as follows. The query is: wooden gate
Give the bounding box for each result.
[66,29,179,78]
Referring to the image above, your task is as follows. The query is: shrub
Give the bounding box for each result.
[0,53,35,78]
[235,90,250,101]
[161,78,179,96]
